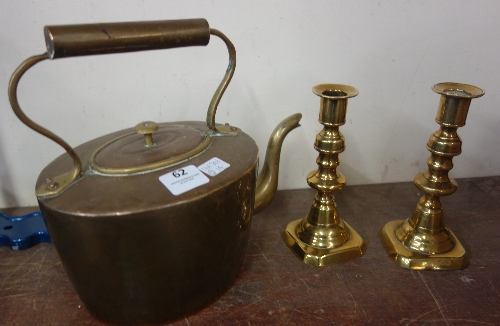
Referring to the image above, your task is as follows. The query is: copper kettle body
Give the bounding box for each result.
[9,19,301,324]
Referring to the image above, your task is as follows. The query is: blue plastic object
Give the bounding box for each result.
[0,211,51,250]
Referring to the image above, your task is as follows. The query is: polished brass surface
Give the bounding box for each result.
[380,82,484,270]
[283,219,365,266]
[11,18,301,324]
[282,84,365,266]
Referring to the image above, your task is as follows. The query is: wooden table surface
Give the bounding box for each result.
[1,176,499,325]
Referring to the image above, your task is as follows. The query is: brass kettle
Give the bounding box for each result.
[9,19,301,324]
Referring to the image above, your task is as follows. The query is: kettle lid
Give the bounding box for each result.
[35,121,258,216]
[90,122,210,175]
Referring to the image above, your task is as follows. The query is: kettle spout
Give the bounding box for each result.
[253,113,302,215]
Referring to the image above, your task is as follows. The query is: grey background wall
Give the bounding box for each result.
[1,0,499,207]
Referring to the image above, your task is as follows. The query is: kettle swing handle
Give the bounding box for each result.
[8,19,236,197]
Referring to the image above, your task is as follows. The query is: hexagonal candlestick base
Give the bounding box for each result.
[282,219,365,267]
[379,220,468,270]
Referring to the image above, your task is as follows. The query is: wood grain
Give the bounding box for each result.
[1,176,499,325]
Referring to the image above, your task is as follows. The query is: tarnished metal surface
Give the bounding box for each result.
[90,125,211,174]
[44,19,210,58]
[253,113,302,215]
[3,177,500,325]
[37,121,257,323]
[37,121,258,215]
[10,18,301,324]
[8,19,237,197]
[8,52,79,198]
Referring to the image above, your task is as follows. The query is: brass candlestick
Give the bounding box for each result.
[380,82,484,270]
[282,84,365,267]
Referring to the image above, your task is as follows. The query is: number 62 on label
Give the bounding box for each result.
[172,169,187,178]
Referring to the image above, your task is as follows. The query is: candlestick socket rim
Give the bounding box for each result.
[313,84,359,99]
[432,82,484,99]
